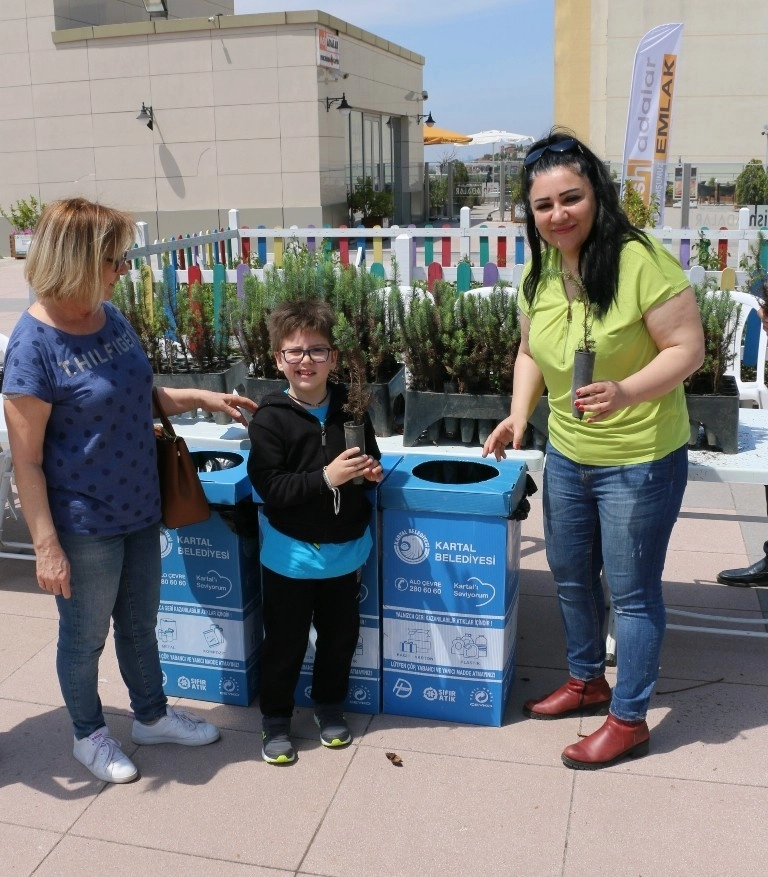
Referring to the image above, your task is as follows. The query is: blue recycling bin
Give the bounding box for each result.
[158,449,261,706]
[379,455,528,726]
[291,453,402,715]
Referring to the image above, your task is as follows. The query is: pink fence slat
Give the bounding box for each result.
[718,227,728,270]
[497,229,507,267]
[339,225,350,266]
[427,261,443,292]
[441,225,452,266]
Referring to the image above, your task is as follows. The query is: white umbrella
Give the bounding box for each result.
[467,131,534,173]
[467,131,534,220]
[468,130,534,147]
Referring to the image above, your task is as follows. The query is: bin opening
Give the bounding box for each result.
[189,451,244,472]
[411,460,497,485]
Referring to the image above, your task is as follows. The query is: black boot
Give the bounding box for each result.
[717,542,768,587]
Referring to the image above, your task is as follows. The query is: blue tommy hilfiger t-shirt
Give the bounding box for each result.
[2,301,161,535]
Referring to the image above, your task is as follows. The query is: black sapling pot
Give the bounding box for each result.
[344,421,366,485]
[571,349,596,420]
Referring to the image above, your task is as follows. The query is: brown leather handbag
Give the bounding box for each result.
[152,387,210,529]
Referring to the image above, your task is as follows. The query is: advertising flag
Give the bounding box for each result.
[620,23,683,226]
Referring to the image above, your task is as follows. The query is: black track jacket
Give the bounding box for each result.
[247,383,381,544]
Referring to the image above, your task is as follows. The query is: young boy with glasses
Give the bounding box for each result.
[247,299,383,765]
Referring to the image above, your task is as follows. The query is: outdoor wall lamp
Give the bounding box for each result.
[325,93,352,115]
[142,0,168,18]
[415,111,436,127]
[137,103,154,131]
[762,124,768,169]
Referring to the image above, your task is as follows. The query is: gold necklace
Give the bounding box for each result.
[288,389,329,408]
[560,269,585,323]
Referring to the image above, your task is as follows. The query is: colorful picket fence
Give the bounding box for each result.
[130,206,766,294]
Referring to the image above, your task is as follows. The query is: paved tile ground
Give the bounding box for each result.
[2,255,768,876]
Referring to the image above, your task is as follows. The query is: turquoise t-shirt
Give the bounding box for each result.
[518,236,691,465]
[257,395,373,579]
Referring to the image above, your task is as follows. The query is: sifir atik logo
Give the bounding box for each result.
[393,529,430,565]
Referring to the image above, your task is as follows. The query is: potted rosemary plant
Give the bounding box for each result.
[1,195,45,258]
[347,176,394,228]
[569,278,596,420]
[334,312,372,484]
[684,281,741,453]
[330,264,403,437]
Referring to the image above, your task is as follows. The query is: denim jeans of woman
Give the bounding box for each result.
[543,443,688,721]
[56,523,167,739]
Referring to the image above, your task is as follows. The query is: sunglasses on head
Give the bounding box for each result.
[523,137,581,168]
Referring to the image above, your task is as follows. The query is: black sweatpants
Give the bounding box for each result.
[259,565,361,718]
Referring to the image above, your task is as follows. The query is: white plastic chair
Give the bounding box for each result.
[0,449,35,560]
[726,290,768,408]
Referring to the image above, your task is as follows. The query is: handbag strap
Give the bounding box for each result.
[152,386,177,439]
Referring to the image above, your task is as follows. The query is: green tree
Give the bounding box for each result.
[0,195,45,232]
[734,159,768,207]
[429,174,448,216]
[620,179,658,228]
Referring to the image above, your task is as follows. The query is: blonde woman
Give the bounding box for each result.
[3,198,256,783]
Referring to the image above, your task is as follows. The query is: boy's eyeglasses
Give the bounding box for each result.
[105,251,129,271]
[280,346,333,364]
[523,138,580,168]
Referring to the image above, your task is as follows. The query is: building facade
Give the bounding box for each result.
[0,2,426,252]
[554,0,768,166]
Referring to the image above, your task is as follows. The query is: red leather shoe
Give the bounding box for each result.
[523,676,611,720]
[561,714,650,770]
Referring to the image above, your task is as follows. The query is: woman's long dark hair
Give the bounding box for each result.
[520,129,651,318]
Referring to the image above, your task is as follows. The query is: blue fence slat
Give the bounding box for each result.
[257,225,267,266]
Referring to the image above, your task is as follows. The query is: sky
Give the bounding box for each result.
[234,0,554,161]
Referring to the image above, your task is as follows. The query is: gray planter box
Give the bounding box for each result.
[153,359,248,395]
[403,390,552,448]
[403,390,512,446]
[243,376,289,405]
[244,365,405,438]
[685,375,740,454]
[367,366,405,438]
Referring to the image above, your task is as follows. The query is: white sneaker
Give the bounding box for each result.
[131,706,220,747]
[73,727,139,783]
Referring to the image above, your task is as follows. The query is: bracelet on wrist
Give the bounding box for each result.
[322,466,341,515]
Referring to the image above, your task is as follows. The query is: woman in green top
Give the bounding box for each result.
[483,131,704,770]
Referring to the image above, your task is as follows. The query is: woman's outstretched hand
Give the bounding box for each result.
[482,415,528,461]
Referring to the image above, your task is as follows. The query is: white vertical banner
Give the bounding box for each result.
[620,23,683,226]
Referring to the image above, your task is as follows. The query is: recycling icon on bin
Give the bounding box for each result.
[203,624,225,648]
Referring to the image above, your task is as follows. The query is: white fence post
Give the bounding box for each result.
[737,206,751,266]
[394,233,412,286]
[228,209,240,261]
[460,206,471,262]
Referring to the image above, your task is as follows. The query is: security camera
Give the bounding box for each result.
[421,90,429,100]
[208,15,216,22]
[341,72,349,80]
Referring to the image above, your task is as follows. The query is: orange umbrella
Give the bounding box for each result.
[424,125,472,146]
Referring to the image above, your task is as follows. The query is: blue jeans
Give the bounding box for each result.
[56,524,167,739]
[543,443,688,721]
